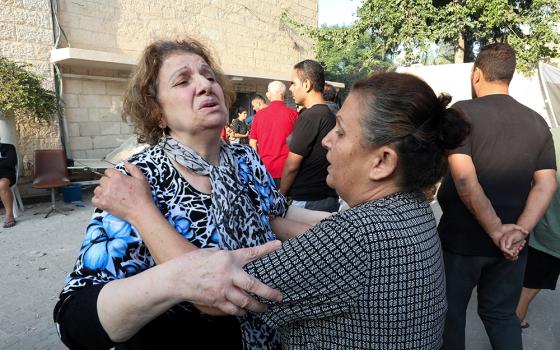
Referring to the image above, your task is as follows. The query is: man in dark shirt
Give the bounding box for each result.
[437,43,557,350]
[279,60,338,212]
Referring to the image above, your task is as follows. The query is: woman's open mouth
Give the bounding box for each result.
[199,100,219,110]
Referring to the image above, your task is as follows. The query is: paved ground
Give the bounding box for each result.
[0,192,558,349]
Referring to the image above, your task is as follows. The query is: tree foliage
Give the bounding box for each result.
[0,56,59,122]
[282,12,393,99]
[354,0,560,72]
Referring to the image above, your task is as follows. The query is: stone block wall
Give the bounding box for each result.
[1,0,61,176]
[57,0,317,80]
[62,70,132,159]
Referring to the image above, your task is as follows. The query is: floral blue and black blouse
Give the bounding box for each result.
[55,143,287,350]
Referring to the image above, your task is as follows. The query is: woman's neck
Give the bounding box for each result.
[344,182,403,208]
[169,130,222,165]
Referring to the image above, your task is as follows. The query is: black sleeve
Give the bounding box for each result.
[449,104,472,156]
[289,115,317,157]
[536,128,557,170]
[53,285,117,350]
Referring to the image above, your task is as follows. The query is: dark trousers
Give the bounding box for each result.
[442,250,527,350]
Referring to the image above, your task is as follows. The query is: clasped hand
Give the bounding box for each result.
[490,224,528,261]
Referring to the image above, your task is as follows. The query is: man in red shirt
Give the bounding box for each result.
[250,81,298,186]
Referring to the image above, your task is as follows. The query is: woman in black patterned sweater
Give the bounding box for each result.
[94,72,470,349]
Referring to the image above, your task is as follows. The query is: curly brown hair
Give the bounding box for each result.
[122,38,236,145]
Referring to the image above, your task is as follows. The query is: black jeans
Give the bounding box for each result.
[442,249,527,350]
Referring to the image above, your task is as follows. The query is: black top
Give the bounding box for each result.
[437,95,556,256]
[287,104,337,201]
[53,285,243,350]
[231,118,250,144]
[245,192,447,349]
[0,143,17,186]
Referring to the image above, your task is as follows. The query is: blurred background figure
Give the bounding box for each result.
[249,81,298,187]
[230,106,250,145]
[323,83,340,115]
[248,94,268,126]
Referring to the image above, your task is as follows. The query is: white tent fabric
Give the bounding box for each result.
[539,63,560,127]
[397,63,554,127]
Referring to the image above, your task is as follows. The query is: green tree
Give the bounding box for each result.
[355,0,560,72]
[314,25,393,99]
[282,12,393,99]
[0,56,59,122]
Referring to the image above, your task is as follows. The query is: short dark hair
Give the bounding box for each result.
[251,94,266,103]
[352,72,470,194]
[293,59,325,93]
[236,106,247,115]
[474,43,516,83]
[323,83,338,102]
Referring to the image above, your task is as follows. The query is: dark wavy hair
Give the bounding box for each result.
[353,72,470,193]
[122,38,236,145]
[293,59,325,93]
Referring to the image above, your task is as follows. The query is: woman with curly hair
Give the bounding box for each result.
[53,37,326,350]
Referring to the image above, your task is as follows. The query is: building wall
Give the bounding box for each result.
[0,0,61,174]
[62,73,130,159]
[57,0,317,77]
[56,0,317,158]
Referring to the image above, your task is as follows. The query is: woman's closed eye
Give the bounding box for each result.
[174,77,190,86]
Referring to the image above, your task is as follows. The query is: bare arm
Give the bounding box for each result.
[279,152,304,195]
[97,242,283,342]
[448,154,527,256]
[285,205,332,223]
[249,138,258,152]
[270,217,310,241]
[516,169,557,231]
[501,169,557,251]
[448,154,502,237]
[269,205,333,241]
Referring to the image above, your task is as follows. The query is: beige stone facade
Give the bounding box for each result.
[54,0,318,159]
[2,0,318,172]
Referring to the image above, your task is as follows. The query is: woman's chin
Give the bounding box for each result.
[326,174,335,189]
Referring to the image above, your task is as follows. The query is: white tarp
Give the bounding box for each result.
[397,63,554,127]
[540,63,560,127]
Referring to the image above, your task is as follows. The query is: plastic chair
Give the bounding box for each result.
[32,149,71,218]
[11,153,24,218]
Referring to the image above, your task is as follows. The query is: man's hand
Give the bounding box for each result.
[92,162,153,223]
[488,224,528,260]
[168,240,283,316]
[499,227,528,261]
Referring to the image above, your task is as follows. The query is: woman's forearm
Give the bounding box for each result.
[285,205,333,226]
[270,216,311,241]
[98,243,283,340]
[97,260,182,342]
[128,203,196,264]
